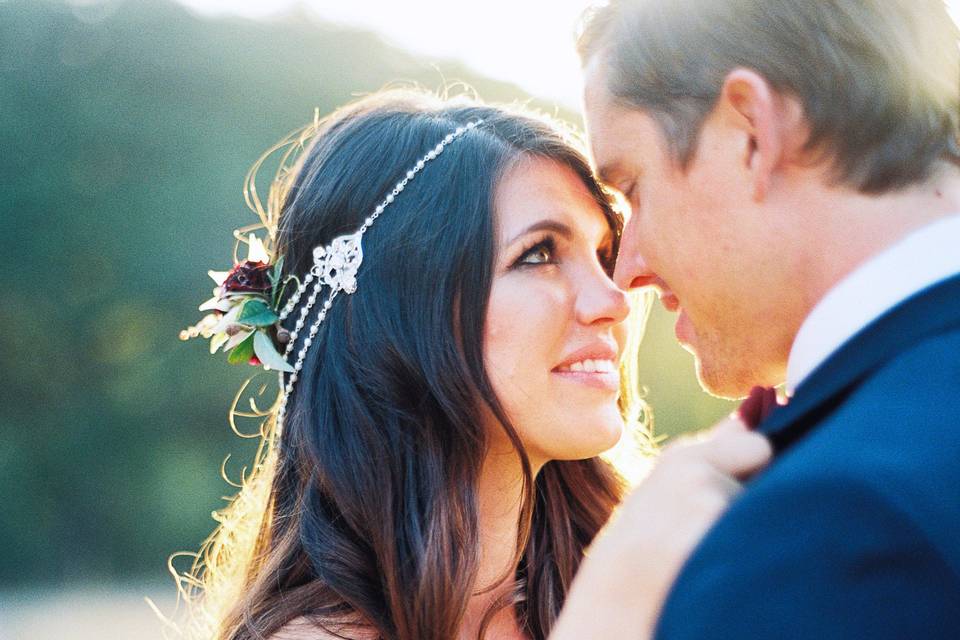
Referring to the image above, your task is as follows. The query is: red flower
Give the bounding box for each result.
[222,261,272,294]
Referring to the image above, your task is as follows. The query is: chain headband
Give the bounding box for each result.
[182,119,484,430]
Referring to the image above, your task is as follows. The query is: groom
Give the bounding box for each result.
[572,0,960,637]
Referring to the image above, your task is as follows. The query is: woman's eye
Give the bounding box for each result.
[515,238,557,267]
[524,245,553,264]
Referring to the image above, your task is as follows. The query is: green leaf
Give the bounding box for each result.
[227,333,256,365]
[253,330,294,372]
[270,255,285,307]
[223,329,253,351]
[237,299,279,327]
[269,255,284,287]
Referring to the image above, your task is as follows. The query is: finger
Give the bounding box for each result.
[695,431,773,479]
[712,414,749,436]
[680,416,747,448]
[706,464,744,500]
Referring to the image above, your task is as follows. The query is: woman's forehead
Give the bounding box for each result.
[494,156,612,243]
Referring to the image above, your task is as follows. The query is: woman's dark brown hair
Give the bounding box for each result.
[177,89,644,640]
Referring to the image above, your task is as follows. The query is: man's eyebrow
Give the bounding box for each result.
[597,163,620,186]
[508,219,574,246]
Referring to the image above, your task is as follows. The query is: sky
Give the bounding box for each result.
[173,0,600,109]
[175,0,960,112]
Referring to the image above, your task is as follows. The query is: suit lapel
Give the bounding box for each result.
[759,273,960,454]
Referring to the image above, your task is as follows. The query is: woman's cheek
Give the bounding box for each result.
[484,278,568,403]
[484,281,533,382]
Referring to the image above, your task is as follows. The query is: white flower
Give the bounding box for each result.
[246,233,271,263]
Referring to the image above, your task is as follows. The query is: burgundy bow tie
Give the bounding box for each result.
[737,386,787,429]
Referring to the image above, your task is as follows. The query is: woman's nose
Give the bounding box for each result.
[576,269,632,327]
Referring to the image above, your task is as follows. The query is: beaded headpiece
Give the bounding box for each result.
[181,119,484,428]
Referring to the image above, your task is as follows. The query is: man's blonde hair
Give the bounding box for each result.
[578,0,960,193]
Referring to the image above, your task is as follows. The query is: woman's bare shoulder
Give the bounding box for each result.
[267,616,378,640]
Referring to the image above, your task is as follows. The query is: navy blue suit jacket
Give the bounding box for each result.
[655,273,960,639]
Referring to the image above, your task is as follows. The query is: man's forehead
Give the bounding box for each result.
[583,104,630,183]
[581,60,635,177]
[581,56,617,128]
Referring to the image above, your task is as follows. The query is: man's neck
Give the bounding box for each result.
[793,163,960,333]
[778,162,960,389]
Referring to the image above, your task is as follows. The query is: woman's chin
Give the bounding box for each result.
[594,415,627,454]
[545,411,625,461]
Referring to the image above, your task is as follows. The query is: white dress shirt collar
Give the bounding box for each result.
[786,214,960,394]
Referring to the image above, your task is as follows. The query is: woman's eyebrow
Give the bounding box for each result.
[507,219,574,246]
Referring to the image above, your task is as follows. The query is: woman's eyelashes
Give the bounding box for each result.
[510,234,617,278]
[512,235,558,268]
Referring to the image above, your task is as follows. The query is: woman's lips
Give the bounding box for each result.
[552,343,621,392]
[552,369,621,391]
[553,358,620,391]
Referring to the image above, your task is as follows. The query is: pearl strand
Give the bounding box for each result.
[278,269,315,322]
[284,274,325,353]
[275,290,337,428]
[275,119,483,429]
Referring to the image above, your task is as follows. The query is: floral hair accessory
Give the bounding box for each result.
[180,234,295,372]
[182,119,484,431]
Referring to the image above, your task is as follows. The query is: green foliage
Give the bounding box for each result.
[236,299,278,327]
[252,331,293,373]
[0,0,732,588]
[225,333,255,365]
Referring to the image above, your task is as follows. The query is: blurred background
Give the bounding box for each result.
[20,0,955,637]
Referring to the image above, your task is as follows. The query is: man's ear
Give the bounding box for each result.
[718,68,803,202]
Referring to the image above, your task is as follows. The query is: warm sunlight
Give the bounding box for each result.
[12,1,960,637]
[174,0,598,110]
[174,0,960,113]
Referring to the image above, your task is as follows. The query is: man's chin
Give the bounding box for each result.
[683,318,788,398]
[693,353,757,400]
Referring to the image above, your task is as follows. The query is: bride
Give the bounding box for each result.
[177,89,769,640]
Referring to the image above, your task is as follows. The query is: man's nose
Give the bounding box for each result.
[613,220,659,292]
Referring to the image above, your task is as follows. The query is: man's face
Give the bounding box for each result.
[583,59,796,397]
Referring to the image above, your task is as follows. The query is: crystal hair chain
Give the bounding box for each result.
[275,119,484,429]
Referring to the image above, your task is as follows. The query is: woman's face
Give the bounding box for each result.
[484,156,631,468]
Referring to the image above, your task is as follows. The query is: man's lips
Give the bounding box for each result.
[660,293,694,345]
[660,293,681,312]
